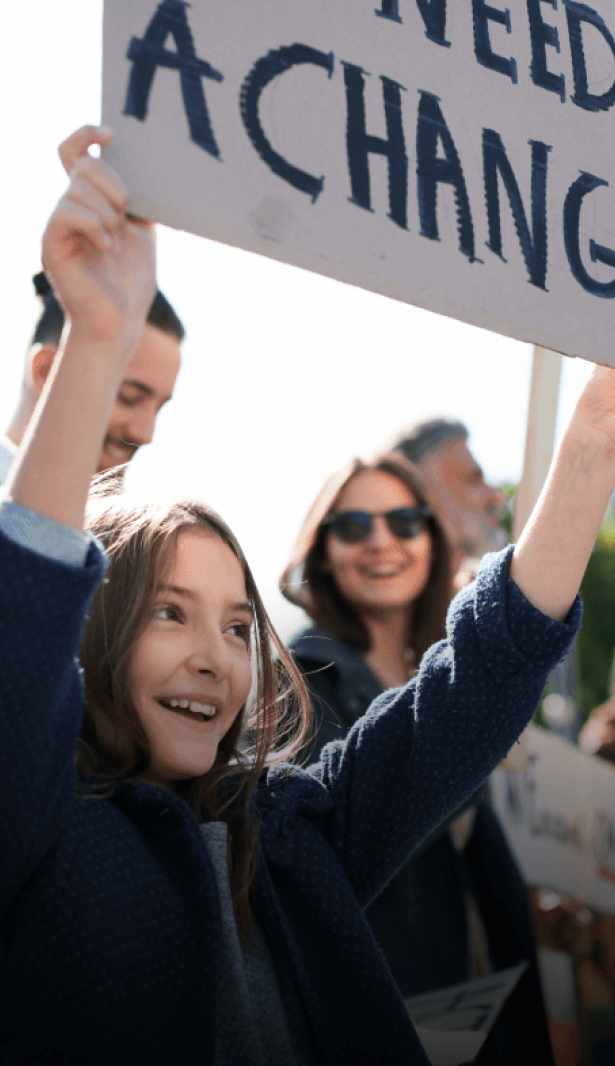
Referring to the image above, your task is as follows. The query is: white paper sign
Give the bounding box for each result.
[407,964,528,1065]
[491,726,615,913]
[103,1,615,366]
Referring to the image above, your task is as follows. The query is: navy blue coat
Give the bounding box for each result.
[289,628,556,1063]
[0,535,578,1064]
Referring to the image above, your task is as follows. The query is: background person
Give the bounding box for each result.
[578,677,615,763]
[0,269,184,485]
[281,454,554,1063]
[389,417,507,571]
[390,416,582,738]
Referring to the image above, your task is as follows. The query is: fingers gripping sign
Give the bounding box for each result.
[58,124,116,176]
[43,125,156,345]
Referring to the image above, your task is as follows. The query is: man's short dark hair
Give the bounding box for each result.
[30,271,185,348]
[391,418,468,466]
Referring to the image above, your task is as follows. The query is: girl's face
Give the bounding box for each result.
[324,470,433,619]
[127,529,254,790]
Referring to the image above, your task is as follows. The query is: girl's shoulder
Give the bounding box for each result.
[255,762,333,817]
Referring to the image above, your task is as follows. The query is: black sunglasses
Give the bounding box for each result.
[321,506,433,544]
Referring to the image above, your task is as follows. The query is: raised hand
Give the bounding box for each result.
[42,125,156,345]
[570,363,615,458]
[5,126,158,531]
[511,359,615,622]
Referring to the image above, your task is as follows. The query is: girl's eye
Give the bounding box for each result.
[154,604,182,622]
[228,622,251,646]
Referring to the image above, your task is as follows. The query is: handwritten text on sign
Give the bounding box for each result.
[103,1,615,365]
[491,727,615,914]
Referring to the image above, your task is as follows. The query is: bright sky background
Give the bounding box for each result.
[2,1,596,637]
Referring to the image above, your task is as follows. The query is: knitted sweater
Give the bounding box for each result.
[0,533,580,1065]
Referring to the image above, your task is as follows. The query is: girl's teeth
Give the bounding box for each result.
[190,701,214,715]
[163,699,216,717]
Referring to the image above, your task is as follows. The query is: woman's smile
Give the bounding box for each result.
[359,560,410,579]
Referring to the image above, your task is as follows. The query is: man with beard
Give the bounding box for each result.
[390,418,507,573]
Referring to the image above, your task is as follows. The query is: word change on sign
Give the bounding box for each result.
[103,0,615,365]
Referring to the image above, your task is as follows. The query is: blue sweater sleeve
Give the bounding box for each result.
[0,529,107,916]
[0,497,92,566]
[294,546,581,907]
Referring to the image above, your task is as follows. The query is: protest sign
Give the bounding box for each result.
[406,964,528,1065]
[102,0,615,367]
[492,727,615,1061]
[491,726,615,911]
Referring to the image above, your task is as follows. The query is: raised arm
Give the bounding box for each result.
[4,125,156,530]
[510,364,615,621]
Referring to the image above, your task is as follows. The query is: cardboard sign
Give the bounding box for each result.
[491,726,615,913]
[103,1,615,366]
[406,964,528,1065]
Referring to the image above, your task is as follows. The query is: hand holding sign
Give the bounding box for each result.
[7,126,158,533]
[572,364,615,458]
[43,124,156,347]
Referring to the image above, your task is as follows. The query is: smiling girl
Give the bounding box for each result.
[0,126,613,1065]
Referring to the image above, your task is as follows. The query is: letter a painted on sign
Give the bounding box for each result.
[124,0,224,158]
[416,92,476,260]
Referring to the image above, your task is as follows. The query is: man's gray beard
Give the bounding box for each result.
[459,518,508,559]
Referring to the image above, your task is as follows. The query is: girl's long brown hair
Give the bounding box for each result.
[280,454,452,664]
[77,485,310,941]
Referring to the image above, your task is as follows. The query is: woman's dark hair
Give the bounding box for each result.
[31,271,185,347]
[78,483,309,941]
[281,454,452,665]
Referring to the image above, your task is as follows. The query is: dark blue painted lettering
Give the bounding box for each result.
[564,1,615,112]
[124,0,224,158]
[343,64,408,229]
[472,0,518,82]
[375,0,450,46]
[564,172,615,296]
[375,0,403,23]
[483,131,551,289]
[416,92,476,260]
[526,0,565,100]
[240,45,334,202]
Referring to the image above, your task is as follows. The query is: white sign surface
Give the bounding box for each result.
[103,1,615,366]
[491,726,615,912]
[407,964,528,1065]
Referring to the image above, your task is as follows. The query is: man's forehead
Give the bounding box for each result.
[122,324,182,400]
[436,439,482,477]
[421,438,477,478]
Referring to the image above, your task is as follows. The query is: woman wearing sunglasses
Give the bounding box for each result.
[281,455,554,1063]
